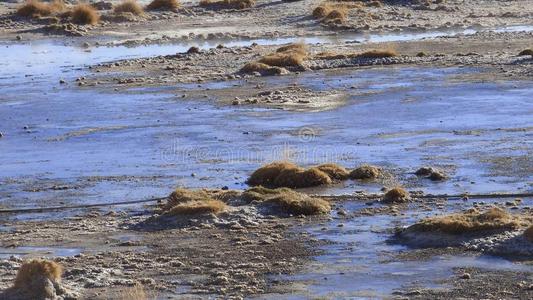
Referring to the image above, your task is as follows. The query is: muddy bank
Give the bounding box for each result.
[79,30,533,109]
[0,202,327,298]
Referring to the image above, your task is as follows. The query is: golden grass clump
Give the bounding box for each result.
[242,186,331,215]
[350,164,381,180]
[119,282,157,300]
[163,188,234,216]
[518,49,533,56]
[324,8,347,23]
[17,0,65,18]
[239,62,285,75]
[382,187,409,203]
[146,0,180,11]
[114,0,144,15]
[276,42,307,56]
[524,225,533,242]
[71,4,100,25]
[316,163,350,180]
[273,167,333,188]
[199,0,255,9]
[166,199,226,216]
[247,161,335,188]
[312,5,329,18]
[409,208,524,234]
[258,52,305,68]
[14,259,62,288]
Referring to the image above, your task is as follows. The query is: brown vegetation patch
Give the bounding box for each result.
[247,161,340,188]
[146,0,180,11]
[1,259,67,299]
[382,187,409,203]
[14,259,62,288]
[408,208,527,235]
[114,0,144,15]
[350,164,381,180]
[239,62,287,75]
[166,199,226,215]
[518,49,533,56]
[316,163,349,180]
[312,4,347,24]
[199,0,255,10]
[242,186,331,215]
[17,0,65,18]
[524,225,533,242]
[71,4,100,25]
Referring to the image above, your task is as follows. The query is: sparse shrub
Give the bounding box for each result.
[350,164,381,180]
[187,46,200,54]
[276,42,307,56]
[199,0,254,9]
[166,188,213,210]
[242,186,331,215]
[416,51,427,57]
[428,170,447,181]
[17,0,65,18]
[382,187,409,203]
[316,163,349,180]
[146,0,180,11]
[518,49,533,56]
[119,282,157,300]
[524,225,533,242]
[247,161,299,187]
[71,4,100,25]
[114,0,144,15]
[408,207,524,234]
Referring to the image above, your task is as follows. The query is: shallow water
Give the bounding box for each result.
[0,246,82,259]
[260,198,533,299]
[0,27,532,297]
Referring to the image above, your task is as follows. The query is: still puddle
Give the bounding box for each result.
[0,246,82,259]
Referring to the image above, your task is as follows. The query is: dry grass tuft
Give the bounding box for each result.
[524,225,533,242]
[242,186,331,215]
[114,0,144,15]
[409,207,525,234]
[247,161,335,188]
[382,187,409,203]
[366,0,382,7]
[17,0,65,18]
[518,49,533,56]
[199,0,255,9]
[356,49,397,58]
[316,163,350,180]
[241,43,307,73]
[312,4,347,24]
[119,283,154,300]
[14,259,62,288]
[71,4,99,25]
[312,5,329,18]
[166,188,213,210]
[166,199,226,215]
[146,0,180,11]
[350,164,381,180]
[239,62,286,75]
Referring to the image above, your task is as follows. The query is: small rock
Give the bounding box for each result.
[460,272,471,279]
